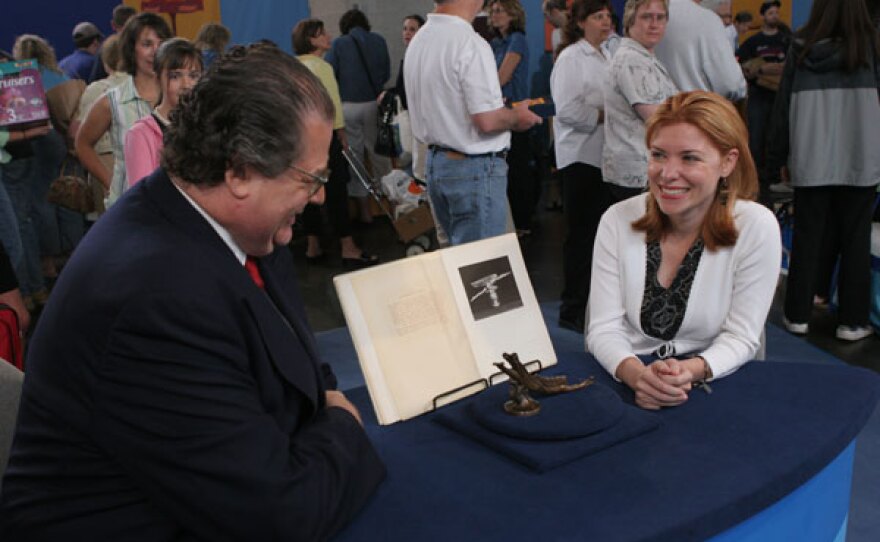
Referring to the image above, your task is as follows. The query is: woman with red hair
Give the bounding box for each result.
[588,91,781,410]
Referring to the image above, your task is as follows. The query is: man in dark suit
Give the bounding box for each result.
[0,44,385,541]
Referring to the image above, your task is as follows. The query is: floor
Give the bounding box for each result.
[292,188,880,374]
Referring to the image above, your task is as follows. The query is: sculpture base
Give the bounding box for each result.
[504,399,541,417]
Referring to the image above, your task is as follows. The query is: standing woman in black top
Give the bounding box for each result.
[394,14,425,111]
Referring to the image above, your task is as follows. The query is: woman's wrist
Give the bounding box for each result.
[615,356,646,389]
[689,356,712,382]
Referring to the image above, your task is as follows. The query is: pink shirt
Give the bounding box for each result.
[124,114,164,188]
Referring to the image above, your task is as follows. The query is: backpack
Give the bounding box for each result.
[0,303,23,371]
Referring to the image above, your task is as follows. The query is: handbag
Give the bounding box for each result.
[349,36,401,157]
[392,95,412,155]
[47,156,97,214]
[375,91,402,158]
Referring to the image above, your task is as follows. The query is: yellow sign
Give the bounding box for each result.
[733,0,793,41]
[125,0,222,40]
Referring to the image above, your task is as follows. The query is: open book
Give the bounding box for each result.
[334,233,556,425]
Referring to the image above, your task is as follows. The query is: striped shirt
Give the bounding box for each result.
[106,75,153,207]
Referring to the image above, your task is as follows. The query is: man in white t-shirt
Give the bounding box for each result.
[405,0,541,246]
[654,0,746,101]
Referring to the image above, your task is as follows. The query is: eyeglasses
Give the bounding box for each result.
[637,12,668,24]
[287,164,330,197]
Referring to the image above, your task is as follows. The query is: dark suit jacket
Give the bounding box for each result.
[0,169,385,541]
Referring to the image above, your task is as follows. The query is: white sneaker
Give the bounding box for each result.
[783,317,808,335]
[835,326,874,341]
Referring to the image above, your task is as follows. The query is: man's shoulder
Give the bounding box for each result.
[669,0,704,18]
[411,22,485,58]
[331,34,353,51]
[366,30,388,47]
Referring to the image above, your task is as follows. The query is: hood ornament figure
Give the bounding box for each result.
[493,353,595,416]
[469,272,512,308]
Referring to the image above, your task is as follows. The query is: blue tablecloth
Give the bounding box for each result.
[334,354,880,541]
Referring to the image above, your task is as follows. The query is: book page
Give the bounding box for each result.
[335,254,480,424]
[439,233,556,378]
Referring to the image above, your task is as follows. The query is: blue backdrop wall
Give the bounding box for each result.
[2,0,814,92]
[2,0,120,59]
[215,0,309,54]
[1,0,310,61]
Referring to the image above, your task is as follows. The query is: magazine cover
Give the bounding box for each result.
[0,59,50,129]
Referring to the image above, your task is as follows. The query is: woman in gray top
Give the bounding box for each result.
[768,0,880,342]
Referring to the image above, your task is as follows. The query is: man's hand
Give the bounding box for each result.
[472,103,542,134]
[510,101,542,132]
[325,390,363,426]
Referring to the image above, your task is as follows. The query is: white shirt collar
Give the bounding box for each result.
[171,180,247,265]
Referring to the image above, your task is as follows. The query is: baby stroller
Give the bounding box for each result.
[342,148,435,256]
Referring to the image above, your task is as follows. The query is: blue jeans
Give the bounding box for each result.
[426,150,508,246]
[0,172,23,269]
[32,130,84,256]
[1,158,44,296]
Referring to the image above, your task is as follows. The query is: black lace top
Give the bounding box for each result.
[640,238,705,341]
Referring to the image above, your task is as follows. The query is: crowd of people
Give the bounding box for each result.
[1,0,879,538]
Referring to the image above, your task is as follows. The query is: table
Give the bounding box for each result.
[334,353,880,541]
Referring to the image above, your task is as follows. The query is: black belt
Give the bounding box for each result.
[428,145,508,159]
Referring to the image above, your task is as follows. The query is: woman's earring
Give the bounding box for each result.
[718,177,730,203]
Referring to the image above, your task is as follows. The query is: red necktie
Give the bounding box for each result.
[244,256,264,289]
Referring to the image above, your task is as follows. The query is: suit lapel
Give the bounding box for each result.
[142,170,322,413]
[257,256,322,367]
[242,280,321,413]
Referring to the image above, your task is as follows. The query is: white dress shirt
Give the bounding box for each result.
[173,181,246,265]
[550,40,610,170]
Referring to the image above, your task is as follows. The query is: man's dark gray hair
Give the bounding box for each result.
[162,43,335,186]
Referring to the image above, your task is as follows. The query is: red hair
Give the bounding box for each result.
[632,91,758,250]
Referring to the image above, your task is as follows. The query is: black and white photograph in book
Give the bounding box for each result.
[459,256,523,321]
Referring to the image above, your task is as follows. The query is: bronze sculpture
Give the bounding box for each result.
[493,353,595,416]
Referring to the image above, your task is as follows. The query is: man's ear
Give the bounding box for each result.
[224,166,253,200]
